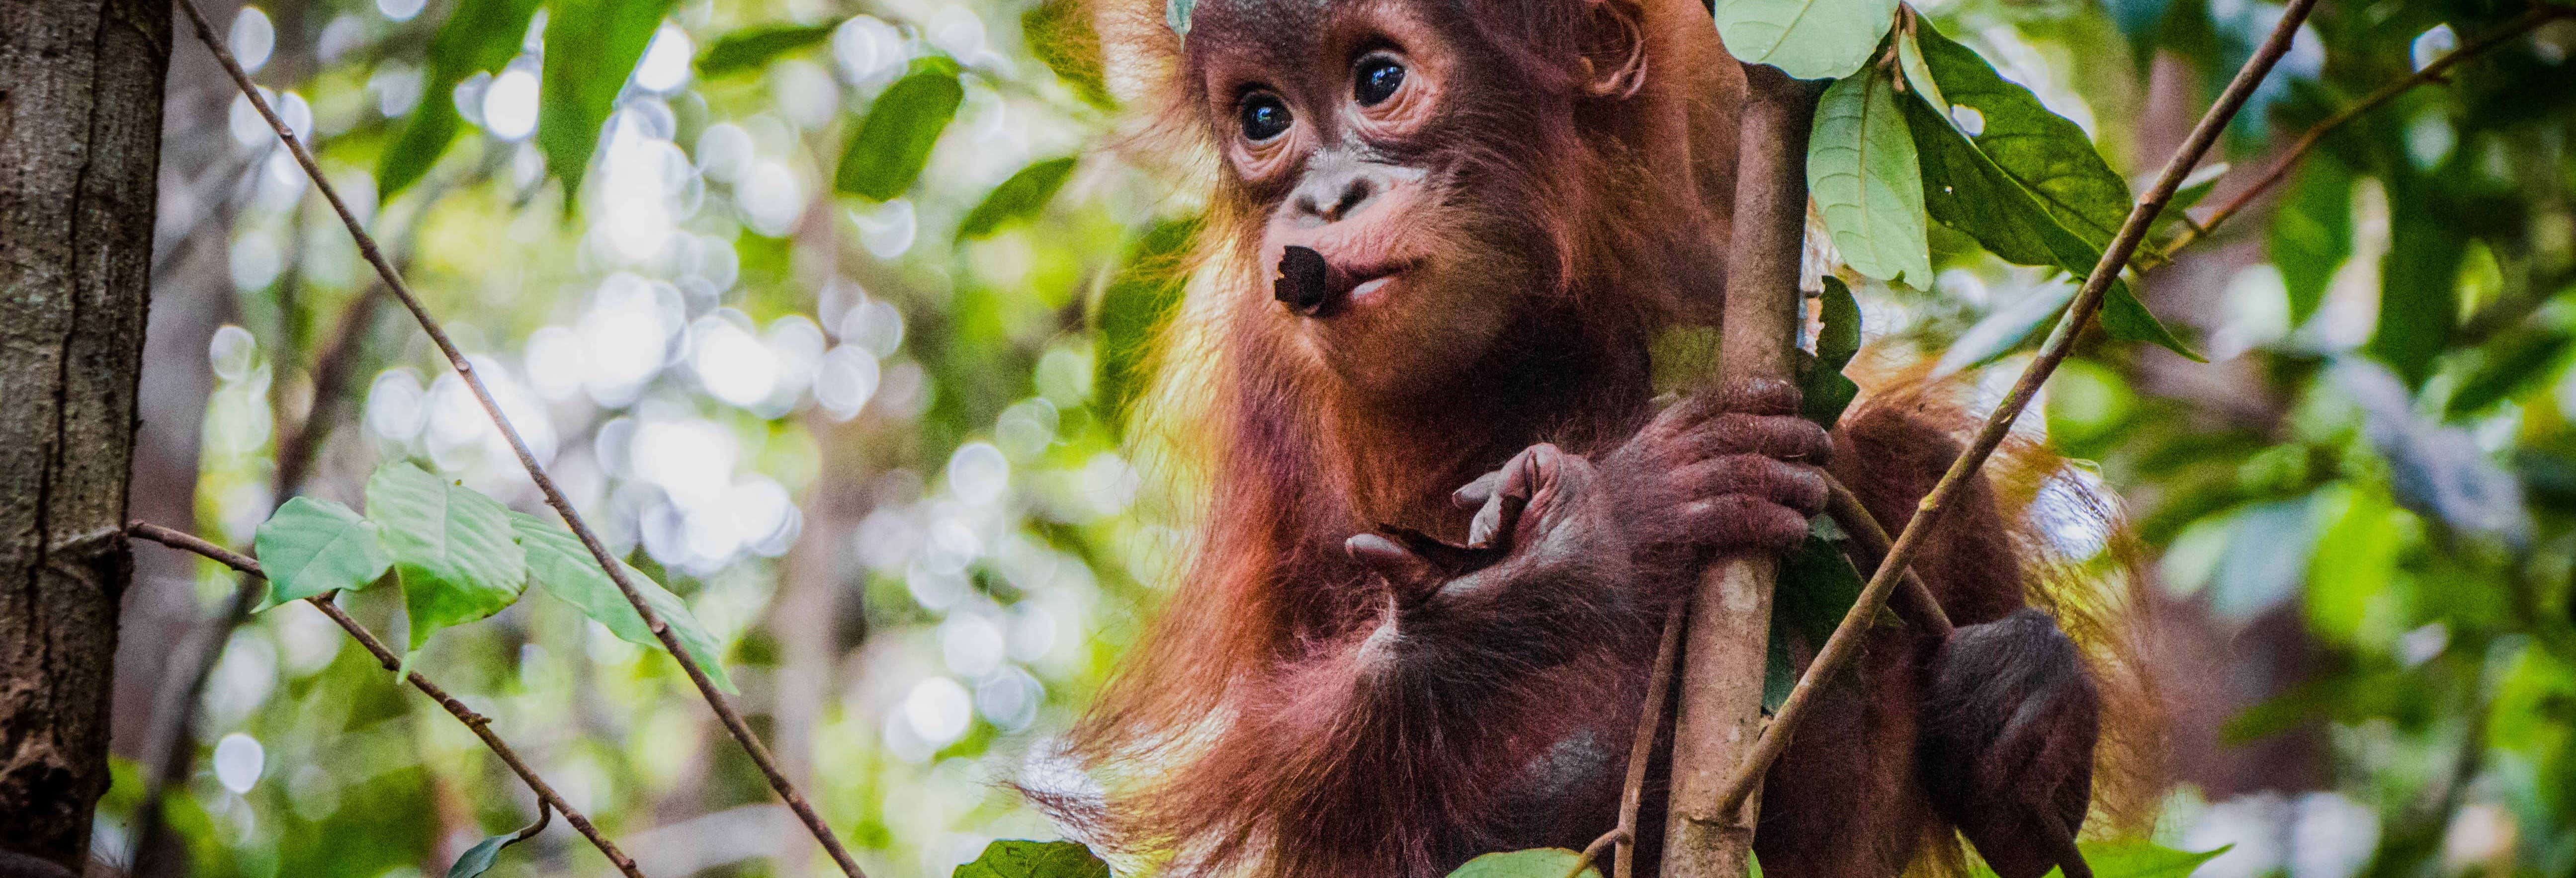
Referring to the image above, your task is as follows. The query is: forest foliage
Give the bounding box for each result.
[108,0,2576,871]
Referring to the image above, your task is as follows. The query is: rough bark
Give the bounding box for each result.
[0,0,171,868]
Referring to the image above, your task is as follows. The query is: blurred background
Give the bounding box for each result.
[95,0,2576,874]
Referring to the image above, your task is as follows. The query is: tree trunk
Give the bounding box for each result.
[0,0,171,868]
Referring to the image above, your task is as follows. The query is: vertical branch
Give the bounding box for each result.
[1703,0,2323,819]
[170,2,870,873]
[1661,64,1822,878]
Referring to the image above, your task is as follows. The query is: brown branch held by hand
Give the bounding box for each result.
[1708,0,2326,820]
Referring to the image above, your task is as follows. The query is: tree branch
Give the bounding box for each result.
[1662,64,1823,878]
[1707,0,2324,819]
[171,2,870,873]
[1824,477,1950,637]
[126,521,646,878]
[2165,2,2572,253]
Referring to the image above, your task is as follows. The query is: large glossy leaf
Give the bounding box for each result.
[253,497,392,610]
[512,511,736,692]
[1901,92,2199,360]
[958,157,1080,240]
[377,0,546,200]
[837,58,966,201]
[366,463,527,652]
[952,840,1111,878]
[2268,157,2352,325]
[1713,0,1900,80]
[1445,849,1601,878]
[1092,218,1200,433]
[1911,19,2134,247]
[1810,71,1933,288]
[696,22,837,77]
[538,0,677,199]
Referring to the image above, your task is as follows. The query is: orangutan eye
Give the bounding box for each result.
[1355,56,1406,106]
[1241,92,1293,141]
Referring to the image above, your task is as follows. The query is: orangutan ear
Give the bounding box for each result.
[1578,0,1650,98]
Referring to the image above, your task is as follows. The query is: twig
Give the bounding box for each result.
[125,522,645,878]
[172,2,871,873]
[1568,827,1633,878]
[1823,478,1951,637]
[1708,0,2324,819]
[2166,3,2573,253]
[1611,607,1686,878]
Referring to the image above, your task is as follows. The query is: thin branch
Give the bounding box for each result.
[1709,0,2325,818]
[2166,3,2574,253]
[1611,606,1687,878]
[172,2,870,873]
[125,522,645,878]
[1823,478,1951,638]
[1567,827,1633,878]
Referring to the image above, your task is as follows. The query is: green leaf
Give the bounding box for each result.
[1810,70,1934,288]
[538,0,677,199]
[2268,158,2353,325]
[443,829,531,878]
[2447,330,2572,418]
[2067,841,2230,878]
[1815,276,1863,370]
[1091,218,1200,433]
[253,497,392,611]
[1800,277,1864,426]
[366,463,528,652]
[378,0,546,200]
[953,840,1112,878]
[1763,625,1798,712]
[696,21,837,77]
[836,58,966,201]
[1023,1,1115,108]
[958,157,1080,240]
[1911,18,2134,248]
[1713,0,1899,80]
[1166,0,1194,37]
[1964,841,2228,878]
[511,511,735,693]
[1445,848,1601,878]
[1778,524,1868,647]
[2367,181,2468,387]
[1902,92,2199,360]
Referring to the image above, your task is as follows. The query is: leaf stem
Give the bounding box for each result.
[1709,0,2324,819]
[2166,2,2574,253]
[172,2,870,873]
[126,522,644,878]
